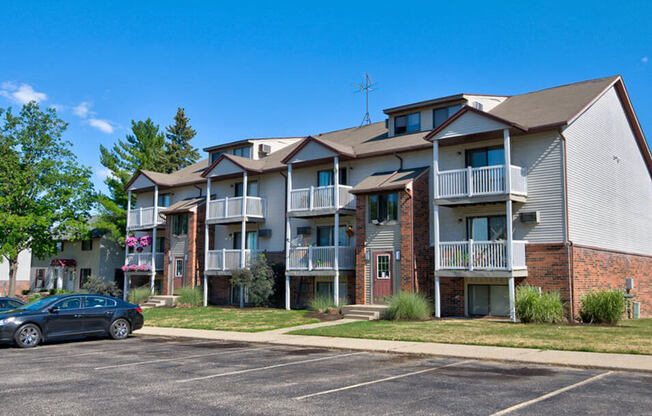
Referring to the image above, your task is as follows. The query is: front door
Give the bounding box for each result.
[373,252,393,303]
[173,257,185,291]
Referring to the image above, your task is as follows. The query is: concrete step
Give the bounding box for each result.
[145,296,178,307]
[342,313,376,321]
[341,305,389,320]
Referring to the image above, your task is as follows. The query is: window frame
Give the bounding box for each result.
[465,145,505,168]
[174,258,184,278]
[369,192,398,223]
[466,215,507,241]
[317,169,347,186]
[376,254,391,279]
[234,180,259,197]
[232,146,251,159]
[79,268,92,286]
[172,214,188,235]
[394,112,420,135]
[433,104,463,129]
[81,239,93,251]
[158,193,171,207]
[54,296,82,311]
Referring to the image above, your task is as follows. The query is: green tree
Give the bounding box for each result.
[95,119,167,242]
[164,107,199,173]
[230,255,275,307]
[0,103,94,296]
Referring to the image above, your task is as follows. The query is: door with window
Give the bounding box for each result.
[467,216,506,241]
[373,252,393,302]
[234,181,259,197]
[233,231,258,250]
[173,257,185,291]
[468,284,509,316]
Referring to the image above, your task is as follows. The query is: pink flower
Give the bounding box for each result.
[139,235,152,247]
[125,236,138,247]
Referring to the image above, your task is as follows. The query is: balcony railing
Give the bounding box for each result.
[438,240,527,271]
[127,207,166,230]
[437,165,527,199]
[287,246,355,271]
[206,249,262,271]
[125,253,164,271]
[289,185,355,212]
[207,196,265,221]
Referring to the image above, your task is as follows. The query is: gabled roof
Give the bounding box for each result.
[425,105,528,141]
[124,159,209,190]
[350,167,429,194]
[160,197,205,214]
[280,135,355,164]
[201,153,266,178]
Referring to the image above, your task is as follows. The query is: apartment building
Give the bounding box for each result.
[123,75,652,319]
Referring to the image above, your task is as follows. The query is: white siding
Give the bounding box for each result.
[433,111,509,140]
[564,86,652,255]
[0,250,32,282]
[206,158,245,177]
[287,141,337,164]
[128,174,155,191]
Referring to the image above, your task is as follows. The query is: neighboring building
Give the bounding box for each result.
[0,250,32,296]
[30,228,124,291]
[123,75,652,319]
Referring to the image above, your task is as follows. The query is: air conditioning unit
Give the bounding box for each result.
[472,101,484,111]
[258,229,272,238]
[259,144,272,155]
[297,226,311,236]
[519,211,540,224]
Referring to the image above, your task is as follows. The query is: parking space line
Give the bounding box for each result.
[294,359,474,400]
[94,347,265,370]
[177,352,366,383]
[489,371,614,416]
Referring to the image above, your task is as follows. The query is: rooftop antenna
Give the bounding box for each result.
[354,73,376,126]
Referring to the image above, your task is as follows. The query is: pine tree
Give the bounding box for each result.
[164,107,199,173]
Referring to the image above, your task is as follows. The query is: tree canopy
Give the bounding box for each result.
[0,102,94,295]
[165,107,199,173]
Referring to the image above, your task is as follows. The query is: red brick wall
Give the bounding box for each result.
[521,243,572,314]
[186,209,198,288]
[208,276,231,304]
[412,171,434,299]
[440,277,464,316]
[354,195,367,304]
[399,189,415,292]
[162,216,173,295]
[572,245,652,318]
[290,275,314,309]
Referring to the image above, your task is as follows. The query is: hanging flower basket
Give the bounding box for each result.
[125,236,138,247]
[136,246,143,252]
[139,235,152,247]
[121,264,151,272]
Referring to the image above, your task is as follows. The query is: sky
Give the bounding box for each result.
[1,1,650,194]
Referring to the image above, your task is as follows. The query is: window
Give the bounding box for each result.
[369,193,398,223]
[466,216,507,241]
[317,169,347,186]
[394,112,420,135]
[79,269,92,286]
[316,281,348,302]
[233,231,257,250]
[234,181,259,197]
[56,241,64,252]
[465,146,505,168]
[210,151,224,163]
[175,259,184,277]
[172,214,188,235]
[85,296,113,308]
[81,240,93,251]
[35,269,46,289]
[316,226,350,247]
[433,104,463,129]
[158,194,171,207]
[56,297,82,310]
[376,254,391,279]
[156,237,165,253]
[468,284,509,316]
[232,146,251,158]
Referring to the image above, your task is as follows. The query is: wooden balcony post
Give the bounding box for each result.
[204,177,211,307]
[139,207,143,228]
[504,128,512,194]
[224,196,228,218]
[433,139,441,317]
[308,246,313,271]
[309,186,314,210]
[506,200,513,270]
[285,164,292,310]
[468,239,474,271]
[467,166,473,197]
[222,248,226,272]
[508,276,516,322]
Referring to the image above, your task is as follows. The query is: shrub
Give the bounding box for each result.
[580,290,625,324]
[176,286,203,307]
[127,286,151,305]
[230,255,275,306]
[81,276,122,298]
[386,292,433,321]
[308,294,336,313]
[27,294,42,303]
[49,288,76,296]
[515,286,565,323]
[21,289,31,295]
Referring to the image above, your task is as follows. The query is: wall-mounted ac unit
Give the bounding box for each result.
[259,144,272,155]
[472,101,484,111]
[258,229,272,238]
[519,211,540,224]
[297,226,311,235]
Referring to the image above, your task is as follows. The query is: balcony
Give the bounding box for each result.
[205,249,262,273]
[207,196,266,224]
[438,240,527,274]
[125,253,165,273]
[127,207,166,230]
[288,185,356,217]
[436,165,527,205]
[287,246,355,272]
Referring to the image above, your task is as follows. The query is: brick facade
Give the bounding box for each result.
[412,171,434,299]
[354,195,367,304]
[520,243,573,315]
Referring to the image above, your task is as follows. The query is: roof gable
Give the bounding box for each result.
[127,172,156,191]
[281,136,354,164]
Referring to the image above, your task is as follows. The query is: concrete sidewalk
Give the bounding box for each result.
[136,325,652,373]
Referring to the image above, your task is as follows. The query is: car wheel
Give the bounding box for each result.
[14,324,42,348]
[109,319,130,340]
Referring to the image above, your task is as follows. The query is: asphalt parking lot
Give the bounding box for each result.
[1,335,650,416]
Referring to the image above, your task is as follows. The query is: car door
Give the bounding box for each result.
[45,297,84,338]
[82,296,117,333]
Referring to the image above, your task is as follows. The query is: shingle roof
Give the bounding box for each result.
[160,197,205,214]
[350,167,429,194]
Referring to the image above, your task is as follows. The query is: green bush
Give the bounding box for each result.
[49,289,76,296]
[387,292,433,321]
[127,286,151,305]
[580,290,625,324]
[307,294,336,313]
[27,294,42,303]
[81,276,122,298]
[230,255,275,306]
[515,286,565,323]
[22,289,31,295]
[176,286,203,307]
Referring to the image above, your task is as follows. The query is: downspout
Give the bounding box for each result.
[560,130,575,319]
[394,153,404,170]
[194,184,203,197]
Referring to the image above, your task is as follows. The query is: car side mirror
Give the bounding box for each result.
[49,306,60,314]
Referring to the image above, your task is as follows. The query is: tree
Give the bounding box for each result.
[0,102,94,296]
[94,119,168,243]
[164,107,199,173]
[230,255,275,307]
[81,275,122,298]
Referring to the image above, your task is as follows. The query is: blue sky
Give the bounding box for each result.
[1,1,650,194]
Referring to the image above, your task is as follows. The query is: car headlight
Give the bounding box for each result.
[0,317,16,326]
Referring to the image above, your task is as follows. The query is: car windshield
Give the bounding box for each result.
[20,297,59,311]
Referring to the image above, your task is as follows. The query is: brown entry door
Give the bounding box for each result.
[173,257,185,292]
[373,252,393,302]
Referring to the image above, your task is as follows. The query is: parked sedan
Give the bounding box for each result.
[0,297,25,312]
[0,294,144,348]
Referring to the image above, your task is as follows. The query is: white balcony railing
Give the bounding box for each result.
[128,207,166,230]
[125,253,164,271]
[206,249,262,271]
[438,240,527,271]
[287,246,355,271]
[437,165,527,199]
[289,185,355,212]
[207,196,265,221]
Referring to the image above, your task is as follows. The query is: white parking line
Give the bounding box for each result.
[94,347,265,370]
[294,359,474,400]
[489,371,614,416]
[177,352,366,383]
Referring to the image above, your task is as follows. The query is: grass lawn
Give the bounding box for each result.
[143,307,320,332]
[289,318,652,355]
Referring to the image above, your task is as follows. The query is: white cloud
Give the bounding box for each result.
[72,101,94,118]
[642,56,649,64]
[94,166,114,181]
[88,118,114,134]
[0,83,47,104]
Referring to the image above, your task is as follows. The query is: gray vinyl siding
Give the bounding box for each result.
[563,86,652,255]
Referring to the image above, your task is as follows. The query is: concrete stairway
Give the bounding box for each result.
[141,295,178,309]
[341,305,389,321]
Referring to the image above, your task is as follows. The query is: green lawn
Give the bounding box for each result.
[143,307,320,332]
[289,318,652,355]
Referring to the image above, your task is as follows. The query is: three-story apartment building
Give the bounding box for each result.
[123,75,652,319]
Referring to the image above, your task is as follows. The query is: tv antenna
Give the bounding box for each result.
[354,73,376,125]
